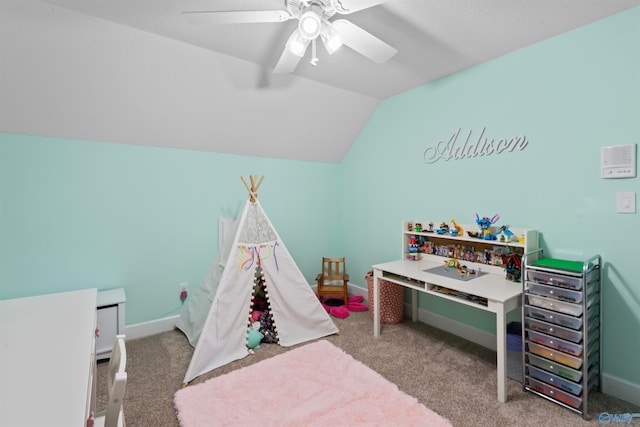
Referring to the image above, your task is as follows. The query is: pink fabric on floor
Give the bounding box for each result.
[348,295,364,304]
[320,295,368,318]
[174,340,452,427]
[328,305,349,319]
[347,301,368,311]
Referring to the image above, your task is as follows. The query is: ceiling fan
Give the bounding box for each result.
[182,0,397,73]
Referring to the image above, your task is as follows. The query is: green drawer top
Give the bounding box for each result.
[531,257,586,273]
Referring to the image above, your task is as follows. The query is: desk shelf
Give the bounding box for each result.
[430,285,488,307]
[381,271,426,290]
[403,221,538,277]
[381,270,493,310]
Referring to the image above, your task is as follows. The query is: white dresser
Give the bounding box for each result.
[0,288,98,427]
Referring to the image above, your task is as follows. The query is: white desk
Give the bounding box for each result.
[372,259,521,403]
[0,289,98,427]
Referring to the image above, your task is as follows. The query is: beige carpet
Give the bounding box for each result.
[97,310,640,427]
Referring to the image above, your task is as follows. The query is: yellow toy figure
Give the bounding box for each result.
[451,219,463,236]
[444,259,460,269]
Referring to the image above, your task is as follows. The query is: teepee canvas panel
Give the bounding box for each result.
[179,177,338,384]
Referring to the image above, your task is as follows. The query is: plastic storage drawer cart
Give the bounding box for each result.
[521,251,602,420]
[366,271,405,324]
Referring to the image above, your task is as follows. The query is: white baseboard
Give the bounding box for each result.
[125,314,180,340]
[348,283,368,299]
[602,373,640,407]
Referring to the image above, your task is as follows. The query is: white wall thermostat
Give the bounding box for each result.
[600,144,636,178]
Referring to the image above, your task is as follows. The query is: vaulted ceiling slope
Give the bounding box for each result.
[1,1,639,162]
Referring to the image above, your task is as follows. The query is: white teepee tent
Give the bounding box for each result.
[178,176,339,384]
[174,215,240,347]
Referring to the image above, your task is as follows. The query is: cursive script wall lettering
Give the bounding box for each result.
[423,128,528,164]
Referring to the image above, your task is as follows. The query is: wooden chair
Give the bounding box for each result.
[94,335,127,427]
[316,257,349,305]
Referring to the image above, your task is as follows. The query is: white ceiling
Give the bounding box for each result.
[1,0,639,162]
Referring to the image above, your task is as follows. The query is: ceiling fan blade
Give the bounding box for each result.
[332,19,397,64]
[182,10,293,25]
[334,0,385,14]
[273,47,305,74]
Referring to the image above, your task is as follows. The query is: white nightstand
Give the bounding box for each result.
[96,288,126,360]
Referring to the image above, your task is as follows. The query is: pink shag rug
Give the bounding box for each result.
[174,340,451,427]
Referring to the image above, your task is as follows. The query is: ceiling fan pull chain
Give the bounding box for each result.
[333,0,348,14]
[310,39,319,66]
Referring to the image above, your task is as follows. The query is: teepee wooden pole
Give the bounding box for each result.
[240,176,254,201]
[241,175,264,202]
[254,176,264,192]
[241,176,250,191]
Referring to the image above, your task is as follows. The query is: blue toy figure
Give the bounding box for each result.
[407,236,419,261]
[498,225,515,242]
[474,213,500,240]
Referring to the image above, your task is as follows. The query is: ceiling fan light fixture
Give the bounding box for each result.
[298,10,322,39]
[285,29,310,57]
[320,21,343,54]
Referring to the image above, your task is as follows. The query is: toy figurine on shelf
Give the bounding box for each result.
[451,219,463,237]
[437,222,450,234]
[470,213,500,240]
[415,223,422,232]
[407,236,420,261]
[422,241,432,253]
[497,225,515,243]
[505,254,522,282]
[427,222,434,232]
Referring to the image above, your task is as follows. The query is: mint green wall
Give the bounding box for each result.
[340,8,639,387]
[1,7,638,398]
[0,135,340,324]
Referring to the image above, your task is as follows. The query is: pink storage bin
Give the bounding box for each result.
[366,271,405,324]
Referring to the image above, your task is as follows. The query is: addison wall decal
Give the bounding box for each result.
[423,128,529,164]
